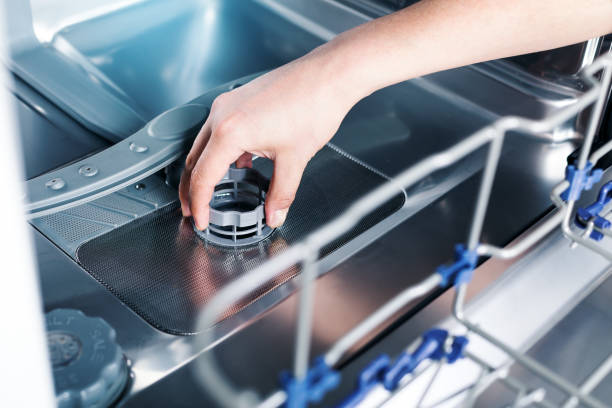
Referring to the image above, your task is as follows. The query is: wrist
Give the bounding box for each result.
[300,35,377,111]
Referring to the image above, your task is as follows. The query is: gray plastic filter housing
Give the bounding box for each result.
[45,309,129,408]
[194,167,275,246]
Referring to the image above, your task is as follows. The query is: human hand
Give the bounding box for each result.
[179,48,360,230]
[179,0,612,233]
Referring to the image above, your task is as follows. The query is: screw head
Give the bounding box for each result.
[45,178,66,190]
[78,165,98,177]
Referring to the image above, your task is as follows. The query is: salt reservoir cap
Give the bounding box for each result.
[45,309,128,408]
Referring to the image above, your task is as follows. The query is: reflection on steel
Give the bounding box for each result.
[195,53,612,408]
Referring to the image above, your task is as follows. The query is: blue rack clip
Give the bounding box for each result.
[337,355,390,408]
[281,357,340,408]
[382,329,468,390]
[337,329,468,408]
[575,180,612,241]
[561,162,603,202]
[436,244,478,287]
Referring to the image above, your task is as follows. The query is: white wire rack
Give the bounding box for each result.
[192,53,612,408]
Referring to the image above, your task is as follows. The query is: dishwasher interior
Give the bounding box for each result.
[6,0,612,407]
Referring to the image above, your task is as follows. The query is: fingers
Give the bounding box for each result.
[179,121,211,216]
[189,136,242,230]
[265,153,308,228]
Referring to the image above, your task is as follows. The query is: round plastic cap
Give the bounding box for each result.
[45,309,128,408]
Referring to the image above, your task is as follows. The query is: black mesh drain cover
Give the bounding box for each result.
[76,146,405,334]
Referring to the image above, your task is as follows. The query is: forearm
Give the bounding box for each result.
[311,0,612,104]
[181,0,612,227]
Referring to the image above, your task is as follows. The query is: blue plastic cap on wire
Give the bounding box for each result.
[436,244,478,287]
[337,329,469,407]
[357,354,391,390]
[382,329,468,390]
[280,357,340,408]
[561,162,603,202]
[337,355,390,408]
[575,180,612,241]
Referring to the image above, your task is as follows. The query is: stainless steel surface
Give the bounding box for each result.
[73,144,406,335]
[6,0,334,140]
[8,0,603,143]
[31,123,576,408]
[507,35,612,78]
[29,103,582,407]
[355,57,612,408]
[321,179,612,407]
[399,58,612,408]
[16,1,612,406]
[477,274,612,407]
[30,101,575,408]
[192,55,612,408]
[336,1,612,145]
[324,274,442,367]
[30,174,177,256]
[28,57,505,337]
[8,74,108,179]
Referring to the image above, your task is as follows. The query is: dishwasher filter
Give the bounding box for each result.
[73,146,405,334]
[194,166,274,247]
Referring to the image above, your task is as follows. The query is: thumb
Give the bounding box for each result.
[265,154,308,228]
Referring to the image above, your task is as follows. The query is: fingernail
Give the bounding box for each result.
[270,209,288,228]
[194,216,208,231]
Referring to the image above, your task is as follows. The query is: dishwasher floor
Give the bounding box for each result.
[477,274,612,406]
[14,1,611,406]
[72,146,405,334]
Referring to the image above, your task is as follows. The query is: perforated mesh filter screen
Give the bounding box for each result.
[76,146,405,334]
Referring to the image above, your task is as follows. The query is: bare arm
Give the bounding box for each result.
[180,0,612,230]
[326,0,612,98]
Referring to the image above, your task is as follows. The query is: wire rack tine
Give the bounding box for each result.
[466,351,557,408]
[194,53,612,408]
[562,353,612,408]
[325,273,442,366]
[378,359,438,407]
[294,248,318,379]
[452,283,609,408]
[416,360,445,408]
[467,130,504,250]
[561,64,612,262]
[420,380,478,408]
[461,367,492,408]
[438,55,612,408]
[461,353,514,407]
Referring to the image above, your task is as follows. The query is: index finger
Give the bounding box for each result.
[189,136,242,230]
[179,121,212,216]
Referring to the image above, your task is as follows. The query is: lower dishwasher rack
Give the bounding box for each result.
[192,53,612,408]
